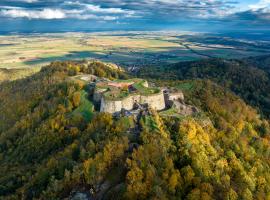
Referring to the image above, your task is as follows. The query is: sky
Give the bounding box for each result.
[0,0,270,34]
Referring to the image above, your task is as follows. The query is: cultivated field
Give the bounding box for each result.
[1,31,270,70]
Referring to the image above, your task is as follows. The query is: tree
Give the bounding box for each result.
[72,92,81,107]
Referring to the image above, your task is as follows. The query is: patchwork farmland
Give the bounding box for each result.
[1,31,270,71]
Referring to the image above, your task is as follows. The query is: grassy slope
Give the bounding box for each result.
[71,90,94,122]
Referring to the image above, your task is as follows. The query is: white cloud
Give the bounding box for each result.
[64,1,135,15]
[71,13,118,20]
[84,4,134,15]
[17,0,39,2]
[0,7,119,21]
[0,8,66,19]
[24,0,38,2]
[0,0,238,21]
[249,0,270,10]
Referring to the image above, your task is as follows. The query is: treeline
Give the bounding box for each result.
[137,57,270,118]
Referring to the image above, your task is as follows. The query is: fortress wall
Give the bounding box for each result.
[100,97,122,113]
[169,92,184,101]
[121,94,141,110]
[93,88,107,103]
[140,92,165,111]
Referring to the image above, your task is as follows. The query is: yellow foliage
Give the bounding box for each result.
[168,171,180,193]
[72,91,81,107]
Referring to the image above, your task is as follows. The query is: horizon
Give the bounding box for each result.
[1,0,270,39]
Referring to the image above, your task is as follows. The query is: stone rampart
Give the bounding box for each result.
[140,92,166,111]
[121,94,141,110]
[100,97,123,113]
[100,91,166,113]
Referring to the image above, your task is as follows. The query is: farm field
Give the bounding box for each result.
[1,31,270,70]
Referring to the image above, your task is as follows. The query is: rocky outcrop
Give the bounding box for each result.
[172,101,199,116]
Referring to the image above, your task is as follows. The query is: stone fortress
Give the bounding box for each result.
[93,78,167,113]
[83,75,196,115]
[72,74,198,115]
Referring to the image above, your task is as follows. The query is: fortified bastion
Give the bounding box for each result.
[70,73,195,116]
[93,79,166,113]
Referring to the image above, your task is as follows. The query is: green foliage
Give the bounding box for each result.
[0,61,270,200]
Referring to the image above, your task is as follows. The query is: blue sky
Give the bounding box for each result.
[0,0,270,33]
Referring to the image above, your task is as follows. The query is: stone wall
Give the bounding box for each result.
[121,94,141,110]
[100,91,166,113]
[99,85,166,113]
[93,88,107,103]
[100,97,122,113]
[164,91,184,107]
[140,92,166,111]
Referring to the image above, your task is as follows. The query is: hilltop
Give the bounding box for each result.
[0,60,270,199]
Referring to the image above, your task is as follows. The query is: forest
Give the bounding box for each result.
[0,60,270,199]
[137,56,270,118]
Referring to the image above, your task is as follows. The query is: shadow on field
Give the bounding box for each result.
[23,51,105,65]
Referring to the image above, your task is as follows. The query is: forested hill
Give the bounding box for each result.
[0,61,270,199]
[245,54,270,74]
[137,57,270,118]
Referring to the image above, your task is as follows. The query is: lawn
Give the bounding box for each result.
[72,90,94,122]
[132,80,160,95]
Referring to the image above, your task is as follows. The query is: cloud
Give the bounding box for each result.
[0,0,137,20]
[64,1,134,14]
[0,8,66,19]
[1,0,270,27]
[249,0,270,10]
[0,0,237,21]
[0,7,119,20]
[23,0,39,2]
[231,7,270,22]
[87,0,236,20]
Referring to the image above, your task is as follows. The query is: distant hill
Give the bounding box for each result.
[0,61,270,199]
[137,56,270,118]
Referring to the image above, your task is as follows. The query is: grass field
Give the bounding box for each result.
[1,32,270,71]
